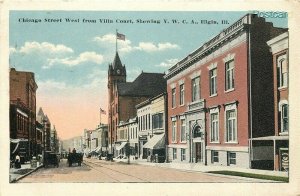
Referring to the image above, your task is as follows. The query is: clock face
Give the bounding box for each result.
[117,69,120,74]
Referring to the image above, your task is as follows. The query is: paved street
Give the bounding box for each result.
[19,158,275,183]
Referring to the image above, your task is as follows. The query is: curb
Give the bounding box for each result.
[133,161,286,182]
[10,164,44,183]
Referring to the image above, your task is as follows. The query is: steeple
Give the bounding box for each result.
[37,107,45,123]
[108,52,126,77]
[112,52,123,70]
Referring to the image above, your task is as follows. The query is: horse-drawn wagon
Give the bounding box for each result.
[44,151,59,168]
[67,153,83,167]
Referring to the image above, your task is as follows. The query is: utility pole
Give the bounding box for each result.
[127,127,130,165]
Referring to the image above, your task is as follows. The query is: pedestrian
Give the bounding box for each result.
[15,154,21,169]
[72,148,76,154]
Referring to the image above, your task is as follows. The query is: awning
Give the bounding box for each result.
[10,138,28,143]
[116,142,127,151]
[251,135,289,141]
[143,134,165,149]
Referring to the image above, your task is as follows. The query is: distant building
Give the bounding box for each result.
[96,124,109,154]
[107,52,166,155]
[10,68,38,161]
[164,14,286,168]
[37,107,51,152]
[83,129,92,155]
[50,125,58,153]
[62,136,83,153]
[35,120,43,155]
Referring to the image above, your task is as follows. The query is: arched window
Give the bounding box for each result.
[193,126,202,138]
[277,55,288,88]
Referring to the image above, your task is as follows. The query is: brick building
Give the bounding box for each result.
[37,107,51,152]
[107,52,166,155]
[250,32,289,171]
[164,14,286,168]
[10,68,38,160]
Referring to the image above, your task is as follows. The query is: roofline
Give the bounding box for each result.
[135,91,167,109]
[267,31,289,46]
[164,13,258,80]
[149,92,167,101]
[135,98,151,109]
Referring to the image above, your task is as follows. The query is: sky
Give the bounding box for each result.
[9,11,287,140]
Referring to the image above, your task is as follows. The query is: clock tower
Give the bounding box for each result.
[107,52,126,147]
[108,52,126,103]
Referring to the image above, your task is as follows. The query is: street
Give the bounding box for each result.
[18,158,274,183]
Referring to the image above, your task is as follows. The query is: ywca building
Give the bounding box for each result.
[164,14,286,168]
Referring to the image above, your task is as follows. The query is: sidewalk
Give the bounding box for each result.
[117,158,288,178]
[9,161,43,183]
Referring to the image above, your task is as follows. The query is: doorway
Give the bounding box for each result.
[195,142,203,163]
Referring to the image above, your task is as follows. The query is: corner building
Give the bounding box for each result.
[164,14,286,168]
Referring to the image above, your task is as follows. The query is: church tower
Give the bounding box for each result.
[107,52,126,103]
[107,52,126,148]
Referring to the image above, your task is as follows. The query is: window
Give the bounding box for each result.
[148,114,151,130]
[226,109,237,142]
[211,151,219,163]
[278,57,288,88]
[210,68,217,96]
[225,60,234,91]
[139,117,141,131]
[228,152,236,165]
[191,77,200,102]
[210,113,219,142]
[145,115,147,130]
[181,149,186,161]
[281,104,289,132]
[172,88,176,108]
[173,148,177,160]
[172,120,177,142]
[142,115,146,130]
[179,84,185,105]
[120,129,124,139]
[193,126,202,138]
[180,119,186,142]
[152,113,163,129]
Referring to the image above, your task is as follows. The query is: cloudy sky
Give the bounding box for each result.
[9,11,287,140]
